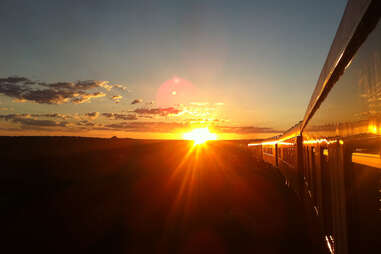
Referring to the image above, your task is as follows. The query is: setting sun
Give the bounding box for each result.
[183,127,217,145]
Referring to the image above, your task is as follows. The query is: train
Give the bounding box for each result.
[248,1,381,253]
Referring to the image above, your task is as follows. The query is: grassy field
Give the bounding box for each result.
[1,137,323,253]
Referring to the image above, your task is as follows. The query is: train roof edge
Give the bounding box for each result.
[302,0,374,131]
[249,0,379,146]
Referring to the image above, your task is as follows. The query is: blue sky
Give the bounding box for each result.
[0,0,347,138]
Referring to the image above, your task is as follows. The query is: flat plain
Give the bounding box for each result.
[1,137,323,253]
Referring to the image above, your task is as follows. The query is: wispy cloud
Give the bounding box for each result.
[113,84,128,91]
[0,111,281,136]
[99,121,189,133]
[0,114,68,127]
[30,113,72,120]
[102,112,137,120]
[134,107,181,116]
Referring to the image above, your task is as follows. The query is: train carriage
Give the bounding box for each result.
[248,0,381,253]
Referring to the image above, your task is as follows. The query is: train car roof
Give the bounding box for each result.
[248,0,379,146]
[278,121,302,141]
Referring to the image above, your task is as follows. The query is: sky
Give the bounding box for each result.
[0,0,348,139]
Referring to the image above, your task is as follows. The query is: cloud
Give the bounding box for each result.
[0,77,31,84]
[98,82,113,91]
[77,120,96,127]
[131,98,143,105]
[100,121,189,133]
[0,111,281,136]
[84,112,99,120]
[111,95,123,103]
[45,80,108,91]
[0,76,115,104]
[30,113,72,120]
[102,112,137,120]
[113,84,128,91]
[71,92,106,104]
[0,114,68,128]
[134,107,181,116]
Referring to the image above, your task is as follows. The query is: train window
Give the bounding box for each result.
[282,146,296,166]
[263,147,273,155]
[352,152,381,169]
[348,150,381,251]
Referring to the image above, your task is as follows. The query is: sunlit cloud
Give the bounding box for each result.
[0,114,68,128]
[134,107,182,116]
[0,76,120,104]
[72,92,106,104]
[102,112,138,120]
[84,112,100,120]
[0,111,282,137]
[30,113,72,120]
[99,121,189,133]
[111,95,123,103]
[112,84,128,91]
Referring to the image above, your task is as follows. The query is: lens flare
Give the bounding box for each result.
[183,127,217,145]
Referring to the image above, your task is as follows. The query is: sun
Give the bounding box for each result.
[183,127,217,145]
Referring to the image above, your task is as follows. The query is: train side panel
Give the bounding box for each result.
[303,9,381,253]
[262,143,278,167]
[248,1,380,253]
[248,143,263,161]
[277,136,304,196]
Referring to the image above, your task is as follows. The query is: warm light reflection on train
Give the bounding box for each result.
[247,1,381,253]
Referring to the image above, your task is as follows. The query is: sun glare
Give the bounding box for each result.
[183,127,217,145]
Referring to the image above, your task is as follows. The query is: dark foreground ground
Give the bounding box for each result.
[1,137,323,253]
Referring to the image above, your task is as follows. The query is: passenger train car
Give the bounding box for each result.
[248,1,381,253]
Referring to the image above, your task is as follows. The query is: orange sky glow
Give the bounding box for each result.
[0,77,282,140]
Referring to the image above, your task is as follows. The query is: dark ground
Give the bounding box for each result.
[1,137,323,253]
